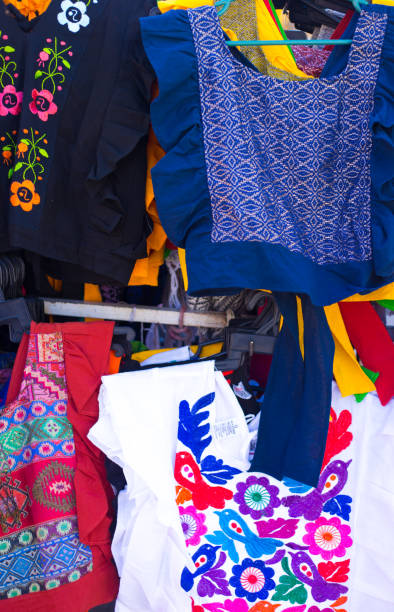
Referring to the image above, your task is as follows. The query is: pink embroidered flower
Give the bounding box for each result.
[23,448,32,462]
[29,89,57,121]
[62,441,75,455]
[54,402,67,415]
[14,408,26,423]
[6,457,15,470]
[179,505,207,546]
[0,419,8,433]
[32,402,46,416]
[0,85,23,116]
[303,516,352,561]
[37,51,49,67]
[39,442,54,457]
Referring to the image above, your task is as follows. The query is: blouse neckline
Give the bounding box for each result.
[202,4,383,87]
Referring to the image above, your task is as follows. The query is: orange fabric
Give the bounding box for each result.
[128,88,167,286]
[5,322,119,611]
[3,0,51,20]
[108,350,122,375]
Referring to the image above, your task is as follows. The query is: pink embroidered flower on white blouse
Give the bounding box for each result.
[303,516,352,561]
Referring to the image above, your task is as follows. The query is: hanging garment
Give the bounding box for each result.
[219,0,309,78]
[140,4,394,302]
[3,322,119,612]
[88,360,251,612]
[177,380,354,611]
[0,328,93,600]
[178,382,394,612]
[0,0,155,285]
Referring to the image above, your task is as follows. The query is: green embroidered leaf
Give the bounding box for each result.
[2,145,11,151]
[271,556,308,605]
[20,139,30,146]
[43,47,52,54]
[271,578,308,604]
[61,58,71,69]
[38,148,49,158]
[35,70,43,79]
[281,556,292,576]
[3,46,15,53]
[8,168,13,179]
[13,162,23,172]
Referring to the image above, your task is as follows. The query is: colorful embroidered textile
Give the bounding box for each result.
[0,329,92,599]
[292,46,330,76]
[0,0,155,285]
[3,322,119,612]
[176,382,355,610]
[141,4,394,302]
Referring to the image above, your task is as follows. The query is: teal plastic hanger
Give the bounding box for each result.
[216,0,369,46]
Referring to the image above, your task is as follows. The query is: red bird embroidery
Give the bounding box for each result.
[175,451,233,510]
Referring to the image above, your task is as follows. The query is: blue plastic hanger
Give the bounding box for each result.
[216,0,369,46]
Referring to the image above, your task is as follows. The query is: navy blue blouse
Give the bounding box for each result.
[141,4,394,305]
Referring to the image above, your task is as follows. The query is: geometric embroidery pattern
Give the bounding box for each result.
[0,476,31,533]
[0,518,92,597]
[188,7,387,265]
[32,462,75,513]
[0,331,92,598]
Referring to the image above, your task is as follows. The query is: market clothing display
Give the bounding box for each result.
[0,0,155,285]
[0,328,93,600]
[4,322,119,612]
[141,4,394,303]
[88,360,252,612]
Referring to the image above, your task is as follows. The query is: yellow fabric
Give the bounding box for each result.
[255,0,310,78]
[178,248,188,291]
[128,119,167,286]
[296,296,304,360]
[342,283,394,302]
[324,304,376,397]
[3,0,51,20]
[132,342,223,363]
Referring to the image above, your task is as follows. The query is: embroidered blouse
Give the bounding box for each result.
[0,0,155,285]
[140,4,394,305]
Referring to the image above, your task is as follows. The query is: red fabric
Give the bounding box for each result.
[339,302,394,406]
[325,9,354,51]
[3,322,119,612]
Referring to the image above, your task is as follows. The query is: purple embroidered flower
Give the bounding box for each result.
[229,558,275,602]
[303,516,352,561]
[233,475,280,519]
[179,505,207,546]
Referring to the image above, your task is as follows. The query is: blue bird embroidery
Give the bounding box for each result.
[180,544,220,592]
[213,508,283,560]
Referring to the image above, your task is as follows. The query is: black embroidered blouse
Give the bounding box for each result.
[0,0,155,284]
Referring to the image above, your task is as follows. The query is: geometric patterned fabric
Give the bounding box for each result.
[0,331,92,599]
[188,6,387,265]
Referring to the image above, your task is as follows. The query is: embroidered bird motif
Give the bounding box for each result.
[289,551,348,602]
[215,508,283,558]
[175,451,233,511]
[181,544,220,592]
[282,460,352,520]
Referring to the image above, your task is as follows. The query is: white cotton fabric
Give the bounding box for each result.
[88,360,250,612]
[339,386,394,612]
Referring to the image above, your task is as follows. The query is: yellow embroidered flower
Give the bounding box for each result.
[10,180,40,212]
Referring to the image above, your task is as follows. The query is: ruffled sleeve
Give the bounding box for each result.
[140,9,212,248]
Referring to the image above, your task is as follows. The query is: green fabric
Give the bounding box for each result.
[354,366,379,402]
[377,299,394,311]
